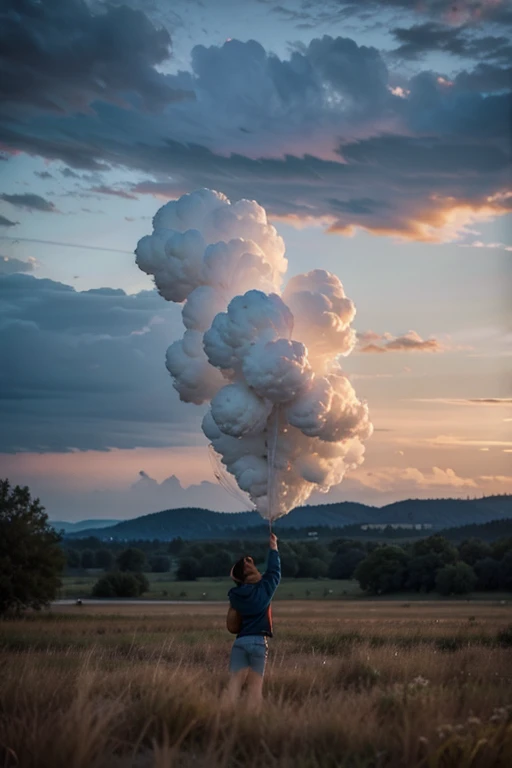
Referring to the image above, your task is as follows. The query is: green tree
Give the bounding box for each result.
[355,546,410,595]
[280,555,299,578]
[0,480,65,615]
[296,556,328,579]
[492,538,512,561]
[168,537,184,555]
[134,572,150,594]
[413,535,458,565]
[95,549,114,571]
[150,555,170,573]
[66,549,81,569]
[92,571,148,598]
[458,538,492,567]
[435,562,477,596]
[117,547,146,572]
[500,551,512,591]
[405,553,443,593]
[176,557,200,581]
[328,548,365,580]
[474,557,502,590]
[200,550,232,577]
[81,549,95,569]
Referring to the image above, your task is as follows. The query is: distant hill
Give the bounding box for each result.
[63,495,512,541]
[440,517,512,543]
[51,519,121,534]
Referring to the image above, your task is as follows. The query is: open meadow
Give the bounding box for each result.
[57,575,364,601]
[1,600,511,768]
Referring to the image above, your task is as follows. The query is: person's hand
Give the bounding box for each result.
[269,533,278,551]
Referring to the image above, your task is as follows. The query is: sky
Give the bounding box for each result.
[0,0,510,521]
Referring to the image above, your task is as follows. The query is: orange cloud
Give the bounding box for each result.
[329,191,512,243]
[360,330,443,353]
[352,465,478,492]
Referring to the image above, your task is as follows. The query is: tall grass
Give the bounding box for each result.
[0,602,511,767]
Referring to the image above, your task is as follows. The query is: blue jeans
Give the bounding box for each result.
[229,635,268,676]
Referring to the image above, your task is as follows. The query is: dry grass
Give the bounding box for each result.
[0,601,511,768]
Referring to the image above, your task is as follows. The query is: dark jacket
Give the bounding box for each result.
[228,549,281,638]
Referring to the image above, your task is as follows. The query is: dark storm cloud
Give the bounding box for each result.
[455,63,512,92]
[0,214,18,227]
[392,22,468,58]
[129,132,510,239]
[91,185,138,200]
[0,193,56,212]
[0,22,510,240]
[392,22,512,62]
[60,168,80,179]
[265,0,512,30]
[334,0,512,26]
[35,171,53,179]
[0,0,189,115]
[0,256,35,274]
[0,273,199,452]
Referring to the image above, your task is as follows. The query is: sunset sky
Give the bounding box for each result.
[0,0,510,521]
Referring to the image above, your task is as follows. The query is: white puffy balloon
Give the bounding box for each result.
[166,330,224,404]
[242,339,313,403]
[136,190,373,521]
[204,290,293,372]
[287,374,373,442]
[283,269,357,367]
[211,382,272,438]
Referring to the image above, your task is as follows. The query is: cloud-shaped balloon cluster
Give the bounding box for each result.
[136,189,372,520]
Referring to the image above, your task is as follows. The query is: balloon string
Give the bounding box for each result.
[267,404,279,536]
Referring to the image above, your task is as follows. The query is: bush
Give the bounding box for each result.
[435,562,477,596]
[134,572,150,594]
[92,571,148,598]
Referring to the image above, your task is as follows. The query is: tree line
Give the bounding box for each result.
[63,532,512,597]
[2,479,511,615]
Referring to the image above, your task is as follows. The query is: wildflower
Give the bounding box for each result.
[466,716,482,728]
[437,724,453,739]
[490,707,509,724]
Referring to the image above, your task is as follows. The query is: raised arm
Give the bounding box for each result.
[261,533,281,598]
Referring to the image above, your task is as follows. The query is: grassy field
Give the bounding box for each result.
[57,574,512,602]
[1,601,511,767]
[58,574,363,601]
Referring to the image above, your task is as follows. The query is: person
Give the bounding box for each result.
[223,532,281,710]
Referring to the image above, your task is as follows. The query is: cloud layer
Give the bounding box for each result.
[0,0,509,242]
[0,273,200,452]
